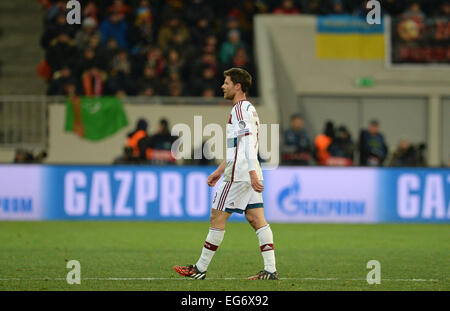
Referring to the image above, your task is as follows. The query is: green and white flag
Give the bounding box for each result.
[65,96,128,141]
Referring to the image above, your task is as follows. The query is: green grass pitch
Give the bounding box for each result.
[0,221,448,291]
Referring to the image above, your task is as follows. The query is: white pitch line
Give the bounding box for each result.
[0,277,439,282]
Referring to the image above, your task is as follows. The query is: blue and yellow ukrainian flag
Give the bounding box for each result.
[316,15,385,60]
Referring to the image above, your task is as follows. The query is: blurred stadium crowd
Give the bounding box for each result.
[281,115,427,167]
[14,113,429,166]
[86,115,427,167]
[37,0,450,98]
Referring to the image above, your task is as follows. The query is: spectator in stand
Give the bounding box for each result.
[401,1,425,20]
[82,66,107,96]
[100,12,129,49]
[85,34,108,70]
[157,15,190,52]
[190,18,215,47]
[71,46,106,96]
[111,49,131,75]
[227,0,262,44]
[47,66,78,95]
[151,118,176,151]
[41,13,76,50]
[138,66,162,96]
[185,0,215,29]
[227,46,257,96]
[189,50,218,82]
[389,138,416,167]
[273,0,301,14]
[167,31,194,66]
[195,35,219,66]
[218,16,244,48]
[104,38,120,71]
[107,0,132,20]
[46,33,77,73]
[230,47,249,68]
[14,149,34,163]
[204,34,218,53]
[139,118,178,164]
[105,70,136,96]
[164,49,186,80]
[389,138,426,167]
[327,126,354,166]
[105,49,136,96]
[314,121,335,165]
[144,46,166,77]
[359,120,388,166]
[282,114,313,165]
[72,48,98,78]
[82,1,99,23]
[128,1,154,52]
[439,2,450,17]
[330,0,347,14]
[190,65,220,96]
[227,47,254,76]
[74,17,100,51]
[220,29,247,65]
[166,77,185,97]
[14,149,47,164]
[160,0,185,21]
[43,1,68,26]
[126,118,149,161]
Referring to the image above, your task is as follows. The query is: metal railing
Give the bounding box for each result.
[0,96,48,149]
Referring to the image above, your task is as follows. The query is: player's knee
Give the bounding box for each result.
[210,212,226,230]
[245,213,258,228]
[246,213,266,230]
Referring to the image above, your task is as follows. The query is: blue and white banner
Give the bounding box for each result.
[0,165,44,220]
[263,168,378,223]
[378,169,450,222]
[0,165,449,223]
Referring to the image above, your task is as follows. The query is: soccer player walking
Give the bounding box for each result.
[174,68,278,280]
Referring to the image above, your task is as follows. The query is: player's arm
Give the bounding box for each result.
[207,159,225,187]
[240,108,264,193]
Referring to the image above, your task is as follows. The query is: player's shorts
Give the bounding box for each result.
[212,181,263,214]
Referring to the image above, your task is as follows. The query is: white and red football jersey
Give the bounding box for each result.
[223,100,263,182]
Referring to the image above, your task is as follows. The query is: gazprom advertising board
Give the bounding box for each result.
[263,168,378,223]
[0,165,449,223]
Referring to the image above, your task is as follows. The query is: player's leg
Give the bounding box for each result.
[194,208,231,273]
[245,201,278,280]
[174,181,232,279]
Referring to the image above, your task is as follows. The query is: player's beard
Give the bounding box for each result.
[224,90,235,100]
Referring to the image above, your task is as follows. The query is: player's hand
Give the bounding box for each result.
[207,170,221,187]
[249,170,264,193]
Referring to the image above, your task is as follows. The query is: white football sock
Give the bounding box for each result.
[256,224,276,273]
[195,227,225,273]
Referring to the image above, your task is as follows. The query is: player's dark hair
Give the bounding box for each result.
[223,68,252,93]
